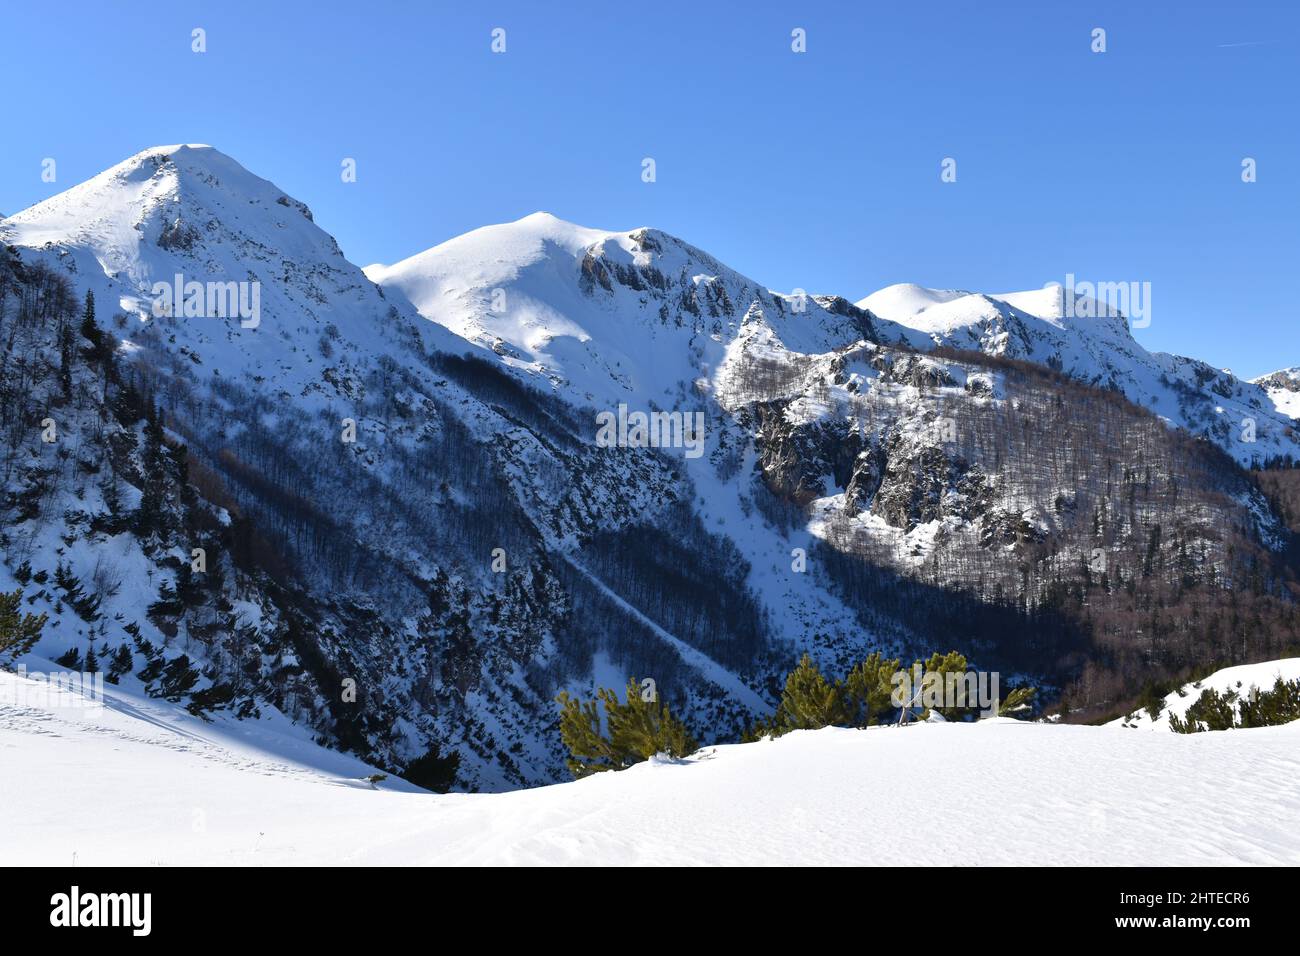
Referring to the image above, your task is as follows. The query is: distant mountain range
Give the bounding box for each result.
[2,145,1297,790]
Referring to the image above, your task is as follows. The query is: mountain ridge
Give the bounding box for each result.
[366,210,1297,468]
[3,144,1297,791]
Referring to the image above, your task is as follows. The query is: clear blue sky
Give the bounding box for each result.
[2,1,1296,377]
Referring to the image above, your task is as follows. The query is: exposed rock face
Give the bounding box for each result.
[843,446,885,516]
[1254,368,1300,392]
[871,441,961,531]
[156,216,202,252]
[752,403,864,505]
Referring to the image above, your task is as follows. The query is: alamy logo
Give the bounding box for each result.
[595,403,705,459]
[1046,274,1151,328]
[3,666,104,711]
[150,273,261,328]
[50,886,151,936]
[890,663,1001,718]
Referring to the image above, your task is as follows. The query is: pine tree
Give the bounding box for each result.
[80,289,95,334]
[106,644,134,684]
[96,475,128,534]
[109,376,145,427]
[169,442,197,512]
[1240,677,1300,728]
[774,654,847,733]
[401,744,461,793]
[136,646,165,684]
[920,650,976,720]
[997,686,1037,717]
[843,651,900,726]
[0,590,46,664]
[58,318,74,396]
[604,678,697,764]
[53,646,81,669]
[157,654,199,700]
[555,689,614,777]
[1171,687,1237,733]
[136,403,170,541]
[52,562,101,623]
[1135,681,1165,721]
[78,289,113,374]
[555,678,698,779]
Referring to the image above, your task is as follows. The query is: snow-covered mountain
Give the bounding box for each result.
[1,147,886,789]
[369,226,1299,473]
[368,210,1295,683]
[365,211,876,412]
[3,145,1298,795]
[1,144,470,385]
[0,149,669,789]
[858,283,1300,468]
[4,658,1297,865]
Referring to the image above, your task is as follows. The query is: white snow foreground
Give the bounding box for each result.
[4,667,1298,866]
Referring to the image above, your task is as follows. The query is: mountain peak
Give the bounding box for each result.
[855,283,970,321]
[517,210,568,226]
[367,213,867,407]
[1,143,316,258]
[0,143,429,387]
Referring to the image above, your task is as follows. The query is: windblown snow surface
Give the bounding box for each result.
[4,661,1298,866]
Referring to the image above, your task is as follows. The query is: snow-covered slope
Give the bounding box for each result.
[4,663,1298,865]
[366,212,879,410]
[1,144,465,390]
[1253,367,1300,423]
[365,213,911,670]
[857,284,1300,467]
[856,282,971,323]
[1113,658,1300,732]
